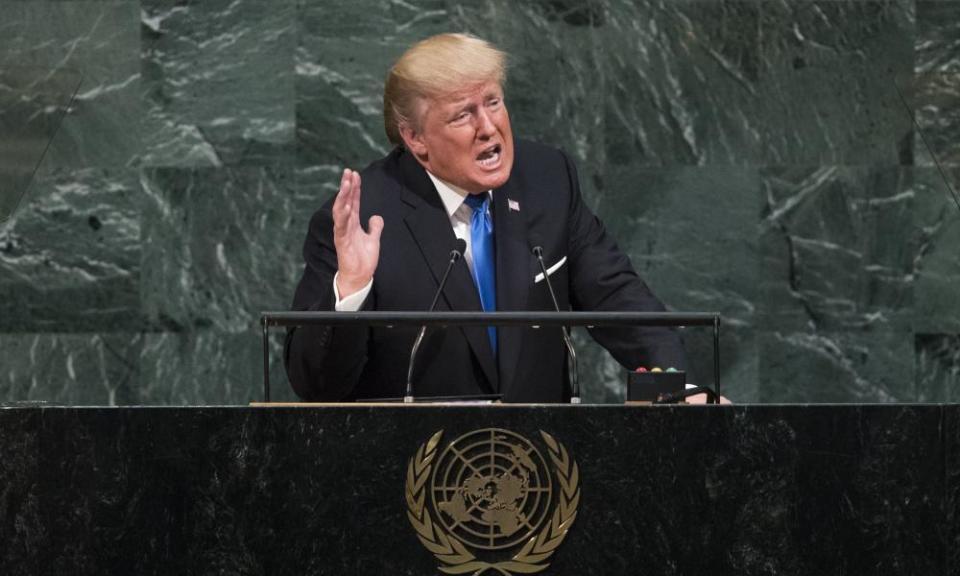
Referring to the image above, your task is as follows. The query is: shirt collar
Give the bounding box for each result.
[425,171,492,219]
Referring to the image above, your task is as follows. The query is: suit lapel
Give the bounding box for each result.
[493,177,530,396]
[398,153,499,393]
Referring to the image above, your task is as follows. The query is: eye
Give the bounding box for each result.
[450,111,470,123]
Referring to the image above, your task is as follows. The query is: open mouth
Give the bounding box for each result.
[476,144,502,168]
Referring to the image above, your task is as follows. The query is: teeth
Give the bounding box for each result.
[477,145,500,166]
[478,150,500,167]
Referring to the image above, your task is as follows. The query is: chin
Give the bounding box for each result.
[478,172,510,191]
[470,161,513,192]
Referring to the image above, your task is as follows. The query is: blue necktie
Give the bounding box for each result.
[464,193,497,355]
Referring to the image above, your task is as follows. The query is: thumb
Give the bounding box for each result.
[367,215,384,240]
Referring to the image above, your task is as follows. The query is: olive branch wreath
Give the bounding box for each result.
[405,430,580,576]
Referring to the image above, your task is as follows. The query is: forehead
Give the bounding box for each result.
[432,81,503,107]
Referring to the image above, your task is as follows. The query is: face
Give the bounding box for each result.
[400,81,514,194]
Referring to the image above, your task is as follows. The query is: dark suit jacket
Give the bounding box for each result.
[284,139,686,402]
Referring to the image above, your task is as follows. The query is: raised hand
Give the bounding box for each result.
[332,168,384,298]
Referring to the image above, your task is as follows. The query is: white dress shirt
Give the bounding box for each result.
[333,172,491,311]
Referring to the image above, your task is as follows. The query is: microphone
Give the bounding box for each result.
[404,238,467,403]
[529,233,580,404]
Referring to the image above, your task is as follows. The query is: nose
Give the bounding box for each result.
[475,108,496,138]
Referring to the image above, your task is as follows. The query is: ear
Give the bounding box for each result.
[399,123,428,158]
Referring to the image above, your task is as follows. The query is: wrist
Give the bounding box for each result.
[336,273,371,299]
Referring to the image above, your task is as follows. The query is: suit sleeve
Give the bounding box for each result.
[283,199,372,401]
[561,150,688,371]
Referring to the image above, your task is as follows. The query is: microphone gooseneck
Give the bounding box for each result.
[530,239,580,404]
[405,239,466,403]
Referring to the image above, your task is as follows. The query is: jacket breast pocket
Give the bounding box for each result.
[530,256,569,310]
[533,256,566,284]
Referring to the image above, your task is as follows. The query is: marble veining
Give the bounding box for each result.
[0,0,958,405]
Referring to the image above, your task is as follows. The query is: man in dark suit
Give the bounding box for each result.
[285,33,686,403]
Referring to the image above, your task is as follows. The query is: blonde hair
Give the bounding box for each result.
[383,33,507,146]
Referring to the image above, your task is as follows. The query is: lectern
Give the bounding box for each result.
[0,404,947,575]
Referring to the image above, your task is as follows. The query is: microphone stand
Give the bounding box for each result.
[405,242,465,403]
[532,246,580,404]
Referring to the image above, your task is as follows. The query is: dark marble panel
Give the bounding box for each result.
[19,406,945,575]
[915,333,960,402]
[687,325,757,401]
[945,405,960,576]
[621,405,942,575]
[598,1,762,166]
[588,165,760,401]
[0,409,41,576]
[759,166,915,333]
[758,329,914,402]
[569,328,625,404]
[914,168,960,333]
[786,405,943,576]
[0,0,955,409]
[0,1,141,169]
[595,166,760,329]
[139,0,295,167]
[0,334,141,406]
[0,169,36,224]
[295,0,449,169]
[0,66,82,221]
[415,405,943,576]
[136,161,333,405]
[916,1,960,166]
[0,168,141,332]
[41,409,207,575]
[757,0,914,165]
[138,328,297,405]
[140,166,306,333]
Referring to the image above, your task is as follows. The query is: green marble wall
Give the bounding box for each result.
[1,0,958,405]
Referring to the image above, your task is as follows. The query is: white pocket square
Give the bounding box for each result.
[534,256,567,283]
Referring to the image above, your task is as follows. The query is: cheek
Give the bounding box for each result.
[502,141,515,165]
[446,132,475,155]
[498,110,513,133]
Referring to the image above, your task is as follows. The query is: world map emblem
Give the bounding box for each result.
[405,428,580,575]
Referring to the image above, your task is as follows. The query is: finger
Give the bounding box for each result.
[349,170,361,216]
[345,170,362,234]
[333,172,358,238]
[367,215,384,241]
[333,169,352,218]
[338,170,362,241]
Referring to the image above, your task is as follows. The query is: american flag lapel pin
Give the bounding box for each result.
[508,199,520,212]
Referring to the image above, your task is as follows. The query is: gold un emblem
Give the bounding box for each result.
[405,428,581,575]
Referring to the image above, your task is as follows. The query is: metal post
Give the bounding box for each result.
[262,319,271,403]
[712,315,721,404]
